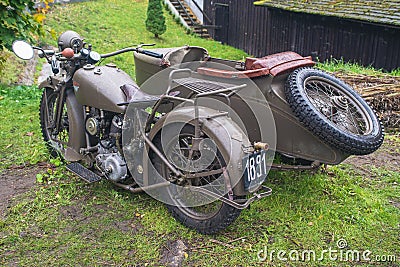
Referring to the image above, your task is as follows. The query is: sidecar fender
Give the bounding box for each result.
[146,106,253,196]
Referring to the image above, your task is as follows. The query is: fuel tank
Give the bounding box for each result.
[73,64,135,113]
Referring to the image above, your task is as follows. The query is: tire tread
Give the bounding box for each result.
[285,67,384,155]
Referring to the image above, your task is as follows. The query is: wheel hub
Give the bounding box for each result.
[331,96,349,110]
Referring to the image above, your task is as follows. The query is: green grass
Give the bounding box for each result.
[317,57,400,77]
[0,164,398,266]
[0,50,27,85]
[0,0,399,266]
[0,84,48,168]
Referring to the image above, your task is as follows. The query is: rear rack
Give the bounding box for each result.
[172,77,241,95]
[145,68,247,141]
[166,69,246,98]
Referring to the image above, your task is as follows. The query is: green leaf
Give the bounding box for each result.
[36,173,44,183]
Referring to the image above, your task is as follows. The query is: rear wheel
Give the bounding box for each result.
[39,88,69,158]
[152,123,243,234]
[285,67,384,155]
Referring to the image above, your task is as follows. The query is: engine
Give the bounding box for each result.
[84,107,128,182]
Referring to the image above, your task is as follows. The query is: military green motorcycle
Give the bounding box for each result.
[12,30,383,234]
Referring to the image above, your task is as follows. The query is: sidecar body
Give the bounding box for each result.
[134,46,350,165]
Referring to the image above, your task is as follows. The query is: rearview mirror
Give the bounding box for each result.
[12,40,34,60]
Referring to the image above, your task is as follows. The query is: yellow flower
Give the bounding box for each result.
[33,13,46,24]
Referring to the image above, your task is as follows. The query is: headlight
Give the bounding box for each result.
[57,31,83,52]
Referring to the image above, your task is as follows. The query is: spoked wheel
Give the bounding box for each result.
[285,67,384,155]
[152,123,244,234]
[39,88,69,157]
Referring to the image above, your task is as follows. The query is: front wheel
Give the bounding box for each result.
[285,67,384,155]
[39,88,69,157]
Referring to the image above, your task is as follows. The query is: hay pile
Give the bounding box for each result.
[335,72,400,131]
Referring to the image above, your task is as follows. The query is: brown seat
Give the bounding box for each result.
[120,83,160,106]
[197,51,315,78]
[246,51,315,76]
[197,67,270,79]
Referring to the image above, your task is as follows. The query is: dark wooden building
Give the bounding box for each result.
[202,0,400,71]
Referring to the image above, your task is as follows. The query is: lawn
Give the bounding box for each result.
[0,0,399,266]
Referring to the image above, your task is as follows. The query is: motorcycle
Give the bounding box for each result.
[12,30,384,234]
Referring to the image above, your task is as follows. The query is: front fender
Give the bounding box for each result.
[39,76,86,161]
[64,88,86,161]
[38,76,62,90]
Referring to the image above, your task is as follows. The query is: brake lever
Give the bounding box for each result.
[137,43,156,48]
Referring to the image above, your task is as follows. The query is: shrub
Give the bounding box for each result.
[0,1,53,84]
[145,0,166,38]
[0,0,45,49]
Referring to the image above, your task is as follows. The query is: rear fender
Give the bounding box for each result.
[146,106,252,196]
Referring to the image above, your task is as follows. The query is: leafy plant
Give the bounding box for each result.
[317,57,400,77]
[0,0,43,49]
[0,1,55,84]
[145,0,167,38]
[36,159,64,184]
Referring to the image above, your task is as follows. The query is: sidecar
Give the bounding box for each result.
[134,46,384,167]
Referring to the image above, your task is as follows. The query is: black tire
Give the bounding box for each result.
[166,195,242,235]
[151,123,243,234]
[285,67,384,155]
[39,88,69,158]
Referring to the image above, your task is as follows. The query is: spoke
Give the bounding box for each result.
[321,83,335,97]
[48,93,68,146]
[304,78,371,135]
[163,130,226,216]
[306,90,328,105]
[306,89,330,108]
[171,148,189,165]
[309,81,331,98]
[343,103,365,134]
[337,109,360,134]
[347,110,362,134]
[348,105,367,134]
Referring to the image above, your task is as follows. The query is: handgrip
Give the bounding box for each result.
[51,57,59,74]
[38,50,55,58]
[141,49,163,58]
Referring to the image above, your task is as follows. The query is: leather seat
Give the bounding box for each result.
[120,83,160,105]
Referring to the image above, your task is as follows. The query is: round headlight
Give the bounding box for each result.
[58,31,83,52]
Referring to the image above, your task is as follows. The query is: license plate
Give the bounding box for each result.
[243,150,268,191]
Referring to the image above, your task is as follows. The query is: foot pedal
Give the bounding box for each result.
[66,162,102,183]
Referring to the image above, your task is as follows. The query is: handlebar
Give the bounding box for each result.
[16,38,164,78]
[100,47,163,59]
[34,44,163,75]
[38,50,55,58]
[140,49,164,58]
